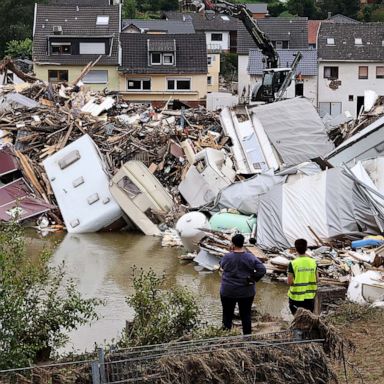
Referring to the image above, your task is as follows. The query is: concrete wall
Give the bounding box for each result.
[205,31,230,51]
[34,65,120,91]
[318,61,384,118]
[208,53,220,93]
[119,73,208,103]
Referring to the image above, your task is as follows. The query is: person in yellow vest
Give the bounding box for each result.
[287,238,318,315]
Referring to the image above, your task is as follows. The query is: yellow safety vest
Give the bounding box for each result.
[288,256,317,301]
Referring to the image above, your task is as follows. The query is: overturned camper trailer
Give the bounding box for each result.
[43,134,124,233]
[110,160,174,236]
[178,148,236,208]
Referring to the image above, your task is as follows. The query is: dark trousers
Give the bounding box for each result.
[289,298,315,315]
[220,295,254,335]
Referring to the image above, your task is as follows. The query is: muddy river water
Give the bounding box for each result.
[26,231,289,354]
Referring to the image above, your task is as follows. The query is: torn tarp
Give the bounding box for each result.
[0,178,54,222]
[215,171,286,215]
[257,167,382,249]
[250,97,335,167]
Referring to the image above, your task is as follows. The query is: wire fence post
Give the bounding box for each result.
[91,361,101,384]
[98,347,106,384]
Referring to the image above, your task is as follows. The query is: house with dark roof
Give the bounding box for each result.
[163,11,238,52]
[237,17,309,101]
[245,3,268,19]
[118,33,208,106]
[317,22,384,118]
[248,49,318,104]
[122,19,195,34]
[33,3,121,90]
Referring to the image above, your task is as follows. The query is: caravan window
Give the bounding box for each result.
[118,176,141,199]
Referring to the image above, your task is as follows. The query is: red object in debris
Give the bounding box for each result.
[0,178,54,222]
[0,145,19,176]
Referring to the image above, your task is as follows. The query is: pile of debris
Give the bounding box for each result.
[0,81,226,231]
[1,71,384,305]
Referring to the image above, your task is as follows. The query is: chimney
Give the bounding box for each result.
[328,12,332,19]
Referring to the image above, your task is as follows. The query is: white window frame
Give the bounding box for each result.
[83,70,108,84]
[79,42,106,55]
[127,78,151,91]
[150,52,162,65]
[96,16,109,26]
[167,78,191,91]
[163,53,174,65]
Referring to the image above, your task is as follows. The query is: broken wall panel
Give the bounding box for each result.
[0,145,19,176]
[0,178,53,222]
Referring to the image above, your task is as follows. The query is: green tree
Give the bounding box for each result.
[318,0,360,19]
[4,38,33,59]
[0,0,47,58]
[122,0,137,19]
[268,1,288,17]
[121,268,200,346]
[286,0,319,18]
[0,222,101,369]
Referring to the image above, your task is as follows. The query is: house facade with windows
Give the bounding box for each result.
[32,3,121,90]
[317,22,384,118]
[119,33,208,106]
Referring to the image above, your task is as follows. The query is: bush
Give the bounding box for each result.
[4,38,32,59]
[121,268,200,346]
[0,221,101,369]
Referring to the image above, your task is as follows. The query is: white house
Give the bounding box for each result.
[317,22,384,118]
[163,11,238,52]
[247,49,318,105]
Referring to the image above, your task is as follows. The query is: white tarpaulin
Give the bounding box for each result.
[250,98,335,167]
[257,165,382,249]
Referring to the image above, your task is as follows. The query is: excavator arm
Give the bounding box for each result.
[190,0,279,68]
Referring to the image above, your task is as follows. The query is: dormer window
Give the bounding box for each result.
[96,16,109,26]
[355,38,363,45]
[148,39,176,67]
[221,15,230,21]
[51,42,71,55]
[326,38,335,45]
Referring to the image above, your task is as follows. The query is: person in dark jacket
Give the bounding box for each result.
[219,234,266,335]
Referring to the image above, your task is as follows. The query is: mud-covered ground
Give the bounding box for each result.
[328,303,384,384]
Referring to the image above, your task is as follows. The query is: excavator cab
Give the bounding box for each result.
[251,68,292,103]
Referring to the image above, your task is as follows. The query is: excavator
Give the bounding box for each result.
[184,0,303,103]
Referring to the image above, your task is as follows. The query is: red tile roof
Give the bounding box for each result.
[308,20,321,45]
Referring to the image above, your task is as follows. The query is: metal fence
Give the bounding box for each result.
[0,331,325,384]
